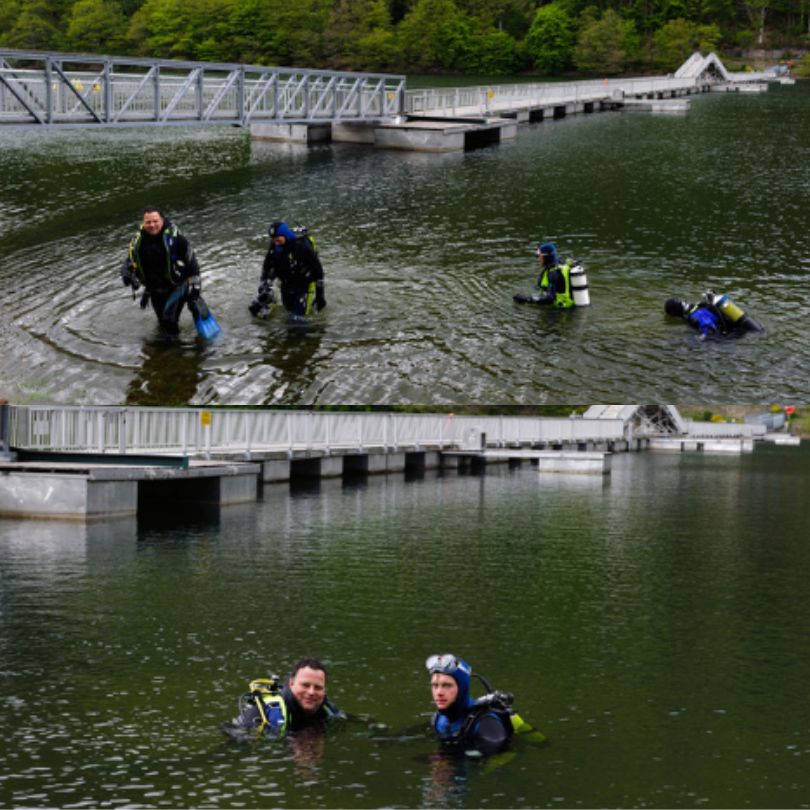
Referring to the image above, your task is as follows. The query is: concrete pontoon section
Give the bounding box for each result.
[0,460,260,520]
[1,405,799,519]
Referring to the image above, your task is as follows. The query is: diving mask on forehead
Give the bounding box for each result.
[426,654,471,677]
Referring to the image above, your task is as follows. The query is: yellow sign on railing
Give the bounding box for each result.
[200,411,212,427]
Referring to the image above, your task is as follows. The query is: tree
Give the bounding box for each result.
[652,18,719,67]
[463,28,521,73]
[4,0,64,49]
[574,8,640,74]
[127,0,188,57]
[322,0,400,70]
[524,2,575,75]
[739,0,768,44]
[398,0,472,71]
[65,0,127,52]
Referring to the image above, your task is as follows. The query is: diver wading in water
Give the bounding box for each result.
[426,654,540,756]
[121,206,219,338]
[513,242,590,308]
[249,221,326,320]
[222,657,344,741]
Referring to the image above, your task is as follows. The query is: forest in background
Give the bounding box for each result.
[1,0,809,76]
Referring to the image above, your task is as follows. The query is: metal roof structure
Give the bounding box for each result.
[582,405,688,436]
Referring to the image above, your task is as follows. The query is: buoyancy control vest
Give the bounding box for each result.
[432,690,519,748]
[238,677,291,737]
[129,223,181,288]
[538,261,575,309]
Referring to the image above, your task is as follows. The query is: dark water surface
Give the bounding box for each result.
[1,82,809,404]
[2,444,810,808]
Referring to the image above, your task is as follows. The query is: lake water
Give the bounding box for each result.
[1,442,810,808]
[1,81,809,405]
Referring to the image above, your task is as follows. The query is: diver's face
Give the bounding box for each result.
[142,211,164,235]
[289,666,326,714]
[431,673,458,711]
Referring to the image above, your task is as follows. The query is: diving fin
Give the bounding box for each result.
[189,295,221,340]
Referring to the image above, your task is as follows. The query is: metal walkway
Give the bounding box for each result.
[0,49,777,129]
[1,404,771,460]
[0,49,405,127]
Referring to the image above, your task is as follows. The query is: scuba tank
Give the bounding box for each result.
[569,263,590,307]
[235,676,289,736]
[704,290,763,333]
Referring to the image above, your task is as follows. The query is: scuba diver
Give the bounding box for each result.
[120,206,219,338]
[664,290,764,337]
[426,654,532,756]
[249,221,326,320]
[513,242,588,308]
[222,657,345,741]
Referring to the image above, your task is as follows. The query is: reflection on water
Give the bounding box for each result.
[1,445,810,807]
[1,84,809,403]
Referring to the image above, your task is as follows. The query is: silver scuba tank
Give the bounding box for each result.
[569,263,590,306]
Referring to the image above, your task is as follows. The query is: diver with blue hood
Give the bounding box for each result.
[250,220,326,319]
[427,654,532,756]
[513,241,576,308]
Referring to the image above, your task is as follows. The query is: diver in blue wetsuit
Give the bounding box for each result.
[427,654,522,756]
[665,292,763,337]
[250,221,326,319]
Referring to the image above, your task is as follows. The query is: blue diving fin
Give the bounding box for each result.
[189,295,221,340]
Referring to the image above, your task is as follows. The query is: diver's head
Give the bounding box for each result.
[288,657,327,715]
[269,220,297,246]
[664,298,690,319]
[141,205,165,236]
[536,242,558,266]
[426,654,472,712]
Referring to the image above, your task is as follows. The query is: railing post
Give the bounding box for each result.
[0,400,14,460]
[117,409,123,454]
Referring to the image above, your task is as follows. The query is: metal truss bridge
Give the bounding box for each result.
[0,48,405,128]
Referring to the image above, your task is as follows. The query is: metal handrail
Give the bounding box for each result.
[0,49,406,127]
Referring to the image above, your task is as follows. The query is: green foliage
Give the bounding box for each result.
[4,0,65,49]
[323,0,400,70]
[574,7,640,74]
[1,0,806,75]
[795,52,810,77]
[398,0,471,71]
[525,2,575,75]
[463,29,522,74]
[66,0,128,52]
[653,18,721,70]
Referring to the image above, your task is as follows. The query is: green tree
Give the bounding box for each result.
[524,2,575,74]
[127,0,188,57]
[65,0,127,52]
[653,18,720,68]
[398,0,471,71]
[5,0,64,49]
[463,28,521,73]
[574,8,639,74]
[323,0,400,70]
[0,0,20,46]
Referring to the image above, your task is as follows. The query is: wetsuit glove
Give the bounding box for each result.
[121,261,140,290]
[315,281,326,311]
[188,276,202,301]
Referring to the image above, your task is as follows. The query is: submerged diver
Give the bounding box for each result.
[120,206,217,337]
[249,221,326,320]
[222,657,344,740]
[426,654,529,756]
[513,242,582,308]
[664,291,763,337]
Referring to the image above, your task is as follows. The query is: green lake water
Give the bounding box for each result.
[2,443,810,807]
[1,81,809,404]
